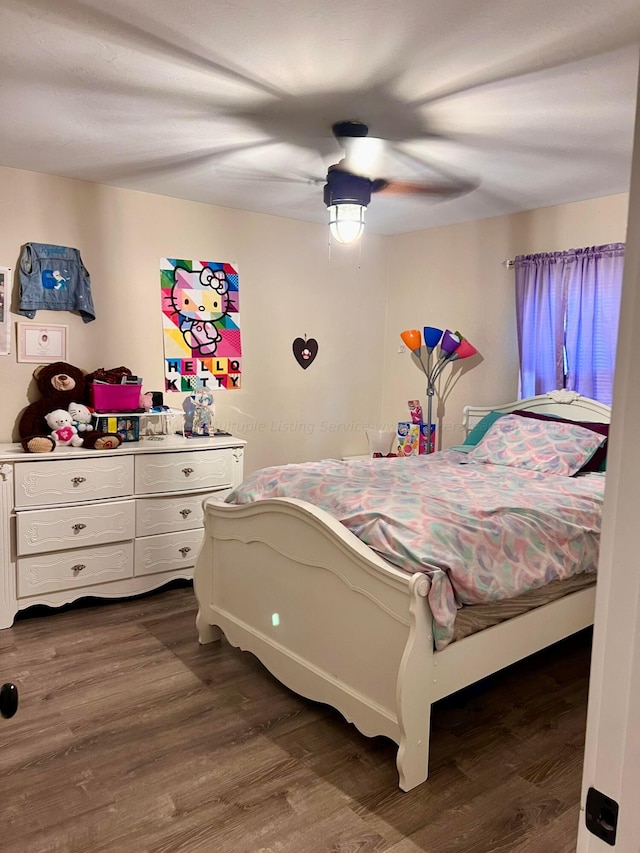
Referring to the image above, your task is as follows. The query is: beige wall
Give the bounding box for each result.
[382,193,630,449]
[0,167,390,472]
[0,165,630,467]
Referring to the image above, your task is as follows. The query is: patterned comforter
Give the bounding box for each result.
[226,451,605,649]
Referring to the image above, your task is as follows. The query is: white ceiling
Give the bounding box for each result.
[1,0,639,235]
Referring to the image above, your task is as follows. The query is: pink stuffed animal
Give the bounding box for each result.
[140,391,154,411]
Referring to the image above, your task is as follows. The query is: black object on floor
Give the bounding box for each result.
[0,683,18,719]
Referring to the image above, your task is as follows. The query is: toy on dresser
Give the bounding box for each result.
[190,386,215,436]
[17,362,123,453]
[45,409,84,447]
[68,401,94,433]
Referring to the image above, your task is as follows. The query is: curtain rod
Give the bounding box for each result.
[501,259,514,269]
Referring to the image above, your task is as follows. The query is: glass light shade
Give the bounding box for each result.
[400,329,422,352]
[423,326,443,351]
[328,203,366,244]
[439,329,461,356]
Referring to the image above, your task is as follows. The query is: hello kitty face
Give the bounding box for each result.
[170,267,231,323]
[68,402,92,425]
[170,265,236,357]
[173,287,228,321]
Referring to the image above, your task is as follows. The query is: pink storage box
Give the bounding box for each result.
[90,383,141,413]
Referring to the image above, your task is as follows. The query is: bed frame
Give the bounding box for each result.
[193,391,611,791]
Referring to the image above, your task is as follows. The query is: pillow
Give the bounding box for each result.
[465,413,606,476]
[462,410,507,446]
[512,409,609,473]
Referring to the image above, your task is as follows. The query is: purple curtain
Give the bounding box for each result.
[514,253,566,397]
[515,244,624,404]
[564,244,624,406]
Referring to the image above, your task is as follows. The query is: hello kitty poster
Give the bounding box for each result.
[160,258,242,392]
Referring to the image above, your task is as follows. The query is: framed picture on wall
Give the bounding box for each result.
[0,267,10,356]
[17,322,68,363]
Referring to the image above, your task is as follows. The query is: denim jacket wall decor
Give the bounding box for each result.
[18,242,96,323]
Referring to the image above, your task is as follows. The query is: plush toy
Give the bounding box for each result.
[17,361,123,453]
[139,391,154,411]
[45,409,84,447]
[68,401,94,432]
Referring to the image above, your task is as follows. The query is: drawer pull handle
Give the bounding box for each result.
[179,546,191,557]
[179,508,192,518]
[71,564,86,575]
[72,523,87,533]
[182,467,194,477]
[71,477,87,487]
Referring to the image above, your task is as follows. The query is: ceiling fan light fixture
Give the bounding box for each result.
[328,203,366,244]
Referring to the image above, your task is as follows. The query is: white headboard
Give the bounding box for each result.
[463,390,611,437]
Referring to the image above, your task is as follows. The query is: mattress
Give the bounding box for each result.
[452,572,596,642]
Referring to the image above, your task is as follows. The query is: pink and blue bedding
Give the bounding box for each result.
[463,414,605,475]
[226,448,605,649]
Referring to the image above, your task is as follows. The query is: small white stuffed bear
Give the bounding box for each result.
[68,402,94,432]
[45,409,84,447]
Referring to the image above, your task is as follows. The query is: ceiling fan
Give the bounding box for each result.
[323,120,474,243]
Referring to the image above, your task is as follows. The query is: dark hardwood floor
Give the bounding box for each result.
[0,583,591,852]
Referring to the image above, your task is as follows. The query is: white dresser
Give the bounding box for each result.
[0,435,245,629]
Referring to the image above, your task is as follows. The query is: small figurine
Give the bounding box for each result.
[190,386,214,436]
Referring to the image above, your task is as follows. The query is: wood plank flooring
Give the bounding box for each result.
[0,583,591,852]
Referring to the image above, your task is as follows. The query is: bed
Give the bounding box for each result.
[193,391,610,791]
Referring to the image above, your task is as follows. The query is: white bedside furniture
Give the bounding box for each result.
[0,434,244,629]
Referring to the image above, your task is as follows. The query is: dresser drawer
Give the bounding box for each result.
[16,500,135,556]
[14,456,134,508]
[17,542,134,597]
[136,493,208,536]
[134,529,203,577]
[134,449,234,495]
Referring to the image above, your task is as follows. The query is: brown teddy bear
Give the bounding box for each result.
[17,361,123,453]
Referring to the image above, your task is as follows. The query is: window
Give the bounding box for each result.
[515,244,624,406]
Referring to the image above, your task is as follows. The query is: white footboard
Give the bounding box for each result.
[193,496,437,791]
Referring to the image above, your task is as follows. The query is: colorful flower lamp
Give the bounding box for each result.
[400,327,478,452]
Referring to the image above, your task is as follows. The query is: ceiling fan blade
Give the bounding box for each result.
[371,178,477,196]
[216,166,324,186]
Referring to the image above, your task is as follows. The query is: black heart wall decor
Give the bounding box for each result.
[292,336,318,369]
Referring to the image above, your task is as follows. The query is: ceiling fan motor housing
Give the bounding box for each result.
[332,120,369,139]
[323,168,372,207]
